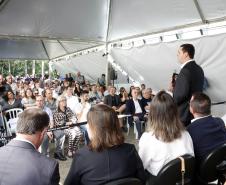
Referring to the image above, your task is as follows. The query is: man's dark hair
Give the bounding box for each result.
[190,92,211,115]
[81,90,89,96]
[180,43,195,59]
[16,108,50,134]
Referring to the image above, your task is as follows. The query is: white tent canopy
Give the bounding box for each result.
[0,0,226,59]
[0,0,226,115]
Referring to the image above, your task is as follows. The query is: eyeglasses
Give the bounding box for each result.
[36,100,44,102]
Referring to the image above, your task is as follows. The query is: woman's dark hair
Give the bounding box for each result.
[87,104,124,152]
[147,91,184,142]
[171,73,178,88]
[74,83,82,97]
[128,85,135,98]
[3,89,15,102]
[25,88,35,99]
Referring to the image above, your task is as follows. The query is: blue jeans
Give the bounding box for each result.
[80,125,90,145]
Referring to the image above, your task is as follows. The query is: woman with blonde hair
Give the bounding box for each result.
[65,104,145,185]
[139,91,194,178]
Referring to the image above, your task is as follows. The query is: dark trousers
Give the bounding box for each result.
[128,116,144,139]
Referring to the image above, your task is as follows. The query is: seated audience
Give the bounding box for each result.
[140,88,153,113]
[64,104,146,185]
[74,82,82,97]
[65,86,80,114]
[35,95,54,156]
[187,92,226,162]
[168,73,178,93]
[21,88,36,108]
[6,75,17,95]
[141,84,146,92]
[53,95,82,159]
[75,71,85,85]
[128,85,135,98]
[97,73,105,86]
[118,87,129,108]
[126,88,146,139]
[2,89,23,111]
[76,90,91,145]
[139,91,194,179]
[44,88,57,113]
[89,84,103,103]
[104,86,121,111]
[34,80,44,95]
[0,108,60,185]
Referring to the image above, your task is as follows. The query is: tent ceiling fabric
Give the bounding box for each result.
[0,0,226,59]
[0,0,108,41]
[198,0,226,20]
[57,41,98,54]
[0,39,101,60]
[0,39,48,60]
[108,0,202,41]
[42,40,100,59]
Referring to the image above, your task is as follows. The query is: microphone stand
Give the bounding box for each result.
[47,121,87,132]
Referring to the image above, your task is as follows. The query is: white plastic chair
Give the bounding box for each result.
[133,120,146,139]
[3,108,23,135]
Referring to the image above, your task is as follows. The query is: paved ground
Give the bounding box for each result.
[53,125,139,184]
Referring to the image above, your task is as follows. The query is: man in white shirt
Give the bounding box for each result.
[65,86,80,114]
[126,88,145,139]
[76,90,91,145]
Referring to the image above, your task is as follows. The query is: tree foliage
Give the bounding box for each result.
[0,60,49,77]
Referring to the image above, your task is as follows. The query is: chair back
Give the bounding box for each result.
[3,108,23,134]
[146,154,195,185]
[4,108,23,121]
[104,177,142,185]
[199,143,226,183]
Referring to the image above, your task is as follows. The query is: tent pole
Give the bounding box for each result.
[193,0,207,24]
[32,61,35,77]
[24,61,27,76]
[105,0,112,86]
[8,60,11,74]
[42,61,45,78]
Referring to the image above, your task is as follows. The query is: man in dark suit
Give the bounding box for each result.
[104,86,121,111]
[126,88,145,139]
[0,108,60,185]
[173,43,204,126]
[187,92,226,162]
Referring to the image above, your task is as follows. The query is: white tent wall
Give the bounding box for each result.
[110,33,226,116]
[52,51,129,84]
[52,51,108,83]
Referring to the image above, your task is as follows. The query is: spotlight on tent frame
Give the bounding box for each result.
[102,52,109,57]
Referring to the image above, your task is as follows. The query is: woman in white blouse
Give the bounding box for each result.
[139,91,194,178]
